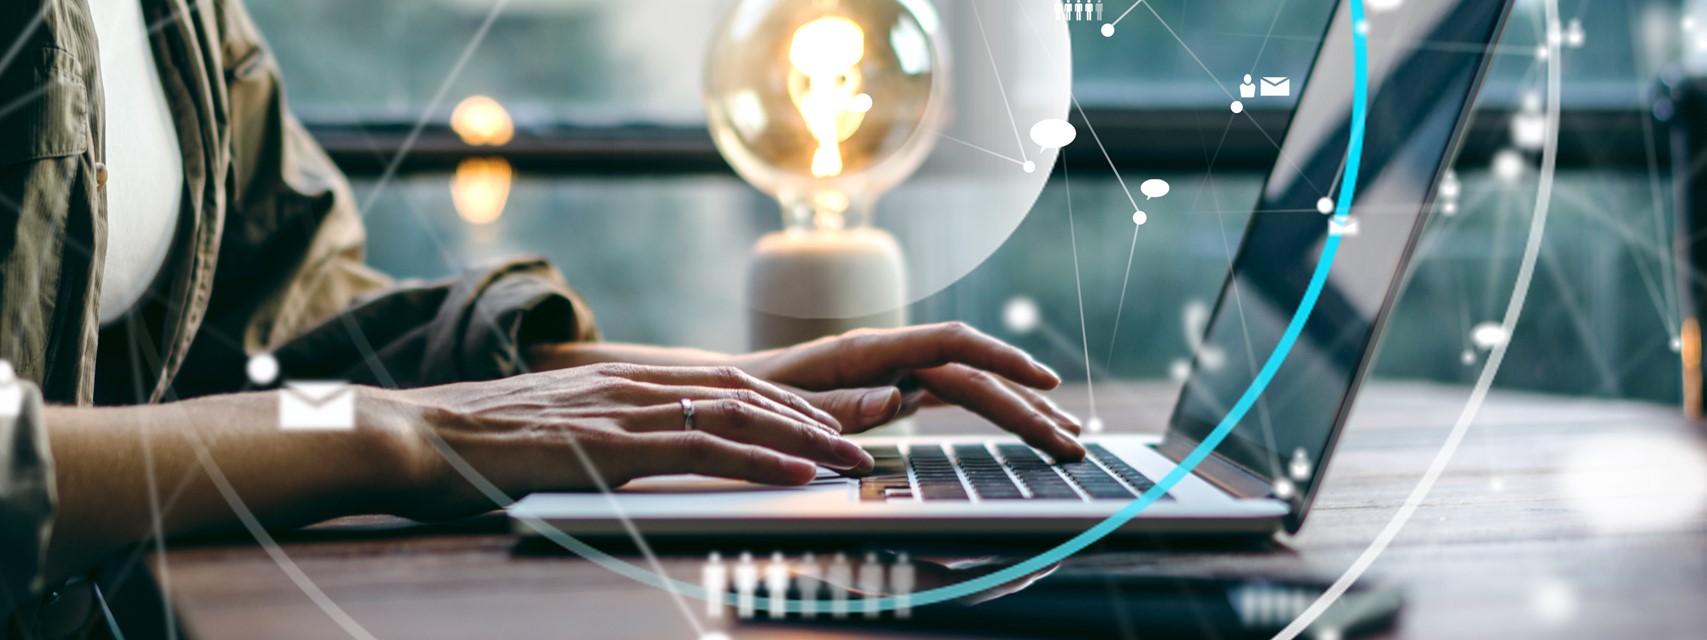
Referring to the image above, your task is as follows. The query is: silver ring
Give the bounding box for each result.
[680,398,696,431]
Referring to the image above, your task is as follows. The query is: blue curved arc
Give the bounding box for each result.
[520,0,1371,614]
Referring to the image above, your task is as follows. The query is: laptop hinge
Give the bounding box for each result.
[1155,437,1275,500]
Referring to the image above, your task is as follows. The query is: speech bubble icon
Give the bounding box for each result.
[1029,119,1077,152]
[1140,178,1170,200]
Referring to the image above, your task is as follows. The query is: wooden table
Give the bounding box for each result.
[144,382,1707,639]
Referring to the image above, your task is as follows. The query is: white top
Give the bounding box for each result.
[91,0,183,326]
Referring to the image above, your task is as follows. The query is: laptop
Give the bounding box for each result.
[510,0,1515,539]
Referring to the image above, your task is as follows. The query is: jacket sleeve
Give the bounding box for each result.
[167,0,597,398]
[0,370,55,623]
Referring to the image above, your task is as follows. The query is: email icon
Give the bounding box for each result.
[0,361,21,419]
[1259,76,1291,97]
[280,381,355,430]
[1328,216,1360,237]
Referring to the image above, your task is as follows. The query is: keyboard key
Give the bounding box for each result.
[955,444,1032,500]
[1086,444,1172,501]
[1058,461,1135,500]
[919,484,970,501]
[909,445,970,501]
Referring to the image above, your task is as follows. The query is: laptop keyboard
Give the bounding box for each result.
[861,442,1171,502]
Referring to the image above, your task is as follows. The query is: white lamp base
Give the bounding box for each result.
[746,227,907,351]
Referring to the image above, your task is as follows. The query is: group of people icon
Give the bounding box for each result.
[702,551,915,620]
[1055,2,1103,22]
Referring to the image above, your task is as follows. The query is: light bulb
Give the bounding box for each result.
[705,0,947,231]
[450,95,515,147]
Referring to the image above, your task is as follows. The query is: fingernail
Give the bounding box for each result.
[1033,359,1062,383]
[860,389,897,422]
[834,438,871,467]
[1055,426,1086,457]
[1058,410,1083,429]
[813,409,843,432]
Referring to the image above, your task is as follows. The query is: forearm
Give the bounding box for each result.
[43,390,412,582]
[527,341,736,371]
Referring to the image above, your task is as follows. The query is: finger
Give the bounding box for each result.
[628,383,839,437]
[615,365,842,431]
[625,431,820,486]
[998,378,1083,435]
[825,323,1061,391]
[914,365,1085,461]
[897,390,944,418]
[626,400,873,472]
[797,387,903,433]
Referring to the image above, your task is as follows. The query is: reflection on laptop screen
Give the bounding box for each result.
[1166,0,1510,502]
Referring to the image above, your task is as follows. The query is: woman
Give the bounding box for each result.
[0,0,1082,630]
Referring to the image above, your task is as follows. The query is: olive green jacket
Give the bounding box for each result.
[0,0,597,629]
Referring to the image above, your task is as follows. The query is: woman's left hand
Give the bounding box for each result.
[734,322,1085,461]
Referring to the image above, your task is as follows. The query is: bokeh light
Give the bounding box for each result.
[450,95,515,146]
[1558,431,1707,534]
[452,157,514,225]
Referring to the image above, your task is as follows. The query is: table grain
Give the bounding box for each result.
[147,382,1707,639]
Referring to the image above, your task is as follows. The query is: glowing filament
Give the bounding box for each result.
[788,17,866,178]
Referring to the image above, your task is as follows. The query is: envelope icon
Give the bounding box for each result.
[0,361,21,419]
[1259,76,1291,97]
[280,381,355,430]
[1328,216,1359,237]
[0,384,21,419]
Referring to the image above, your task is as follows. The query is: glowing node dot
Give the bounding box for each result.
[1471,322,1508,350]
[1316,197,1334,214]
[1003,296,1041,335]
[247,353,279,386]
[1531,581,1576,625]
[1022,160,1036,174]
[1230,100,1244,114]
[1101,23,1115,37]
[1086,416,1105,434]
[1355,20,1369,35]
[1671,336,1684,352]
[1461,349,1476,366]
[1535,45,1548,60]
[1132,210,1148,226]
[1492,148,1526,182]
[1442,201,1458,216]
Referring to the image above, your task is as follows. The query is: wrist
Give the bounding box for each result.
[353,386,444,515]
[525,341,735,371]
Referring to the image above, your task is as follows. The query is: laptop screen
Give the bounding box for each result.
[1164,0,1512,508]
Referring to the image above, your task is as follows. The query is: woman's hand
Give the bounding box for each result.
[736,322,1086,460]
[375,363,875,521]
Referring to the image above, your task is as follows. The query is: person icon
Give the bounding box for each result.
[857,552,884,618]
[890,552,916,619]
[794,553,821,619]
[826,553,852,619]
[1239,74,1257,99]
[1054,2,1065,21]
[702,552,729,619]
[1095,2,1104,21]
[764,552,791,619]
[733,551,759,619]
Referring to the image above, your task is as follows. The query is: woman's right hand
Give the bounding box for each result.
[367,363,877,521]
